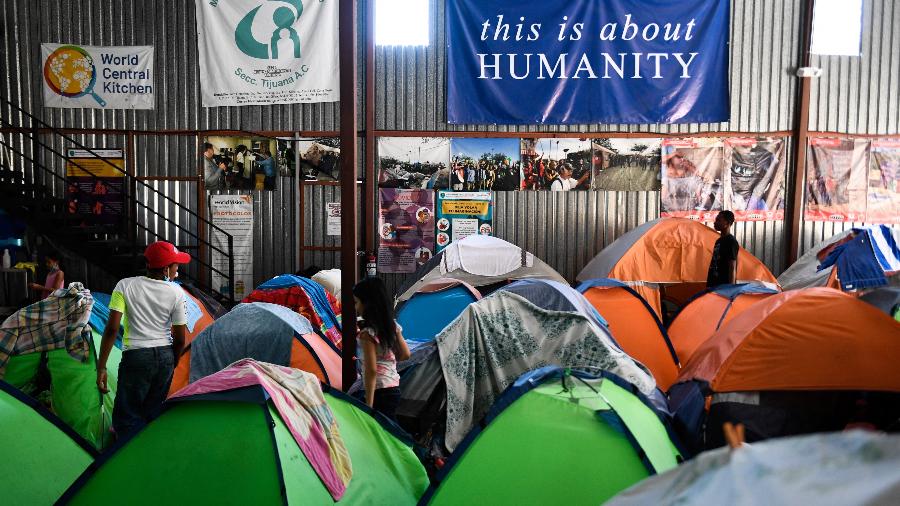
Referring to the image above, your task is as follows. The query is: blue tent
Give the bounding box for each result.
[396,280,480,343]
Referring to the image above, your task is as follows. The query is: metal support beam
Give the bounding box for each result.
[786,0,816,266]
[339,0,359,391]
[364,0,376,256]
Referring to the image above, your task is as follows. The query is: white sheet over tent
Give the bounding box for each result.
[608,430,900,506]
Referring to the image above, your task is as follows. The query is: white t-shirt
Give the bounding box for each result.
[109,276,188,350]
[551,177,577,191]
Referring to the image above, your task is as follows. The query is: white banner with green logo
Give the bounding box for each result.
[195,0,338,106]
[41,44,154,109]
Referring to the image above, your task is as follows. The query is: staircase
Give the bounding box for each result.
[0,99,235,304]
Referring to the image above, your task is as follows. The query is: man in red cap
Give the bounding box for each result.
[96,241,191,438]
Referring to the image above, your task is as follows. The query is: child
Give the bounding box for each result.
[353,277,410,420]
[29,251,64,300]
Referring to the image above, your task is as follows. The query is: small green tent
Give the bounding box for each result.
[421,368,683,506]
[60,384,429,505]
[1,380,96,505]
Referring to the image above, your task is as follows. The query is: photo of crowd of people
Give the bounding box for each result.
[520,138,592,191]
[591,138,662,191]
[660,139,725,219]
[203,136,279,191]
[449,138,521,191]
[724,138,786,220]
[298,138,341,181]
[378,137,451,189]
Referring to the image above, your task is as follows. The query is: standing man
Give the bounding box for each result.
[203,142,226,191]
[706,210,739,288]
[96,241,190,438]
[551,163,589,191]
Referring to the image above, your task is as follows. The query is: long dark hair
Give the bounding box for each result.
[352,277,397,351]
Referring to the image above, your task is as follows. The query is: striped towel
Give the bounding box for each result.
[860,225,900,273]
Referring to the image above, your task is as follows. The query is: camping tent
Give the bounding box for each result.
[244,275,343,347]
[170,302,342,394]
[860,287,900,321]
[667,283,779,366]
[421,367,681,506]
[395,235,567,303]
[669,287,900,452]
[779,226,900,292]
[577,279,680,390]
[60,380,429,505]
[1,380,96,505]
[609,431,900,506]
[396,279,481,343]
[576,218,778,320]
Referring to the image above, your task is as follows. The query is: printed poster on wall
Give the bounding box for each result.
[724,137,787,221]
[195,0,338,106]
[377,189,436,274]
[591,138,662,191]
[298,138,341,181]
[204,136,279,191]
[805,138,868,222]
[446,0,730,124]
[210,195,254,300]
[42,44,154,109]
[378,137,451,189]
[65,149,125,226]
[867,140,900,224]
[450,138,522,191]
[326,202,341,236]
[520,138,591,191]
[660,138,725,220]
[435,191,494,252]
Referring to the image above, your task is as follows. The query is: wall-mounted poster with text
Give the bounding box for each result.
[591,138,662,191]
[435,191,494,252]
[378,189,436,274]
[42,44,154,109]
[450,138,522,191]
[724,137,786,221]
[520,138,592,191]
[378,137,451,189]
[805,138,868,222]
[65,149,125,226]
[210,194,254,300]
[660,138,724,220]
[867,140,900,224]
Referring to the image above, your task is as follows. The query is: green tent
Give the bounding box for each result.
[421,368,683,506]
[60,384,429,505]
[1,380,96,505]
[3,329,121,451]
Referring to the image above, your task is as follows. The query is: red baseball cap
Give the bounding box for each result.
[144,241,191,269]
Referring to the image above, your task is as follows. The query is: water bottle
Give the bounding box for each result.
[2,249,10,269]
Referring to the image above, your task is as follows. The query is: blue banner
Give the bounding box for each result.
[447,0,730,124]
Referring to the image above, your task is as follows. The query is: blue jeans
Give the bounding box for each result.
[112,345,175,438]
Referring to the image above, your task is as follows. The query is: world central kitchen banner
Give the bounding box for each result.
[195,0,338,106]
[447,0,730,124]
[42,44,154,109]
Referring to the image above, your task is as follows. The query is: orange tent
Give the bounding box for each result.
[182,288,216,346]
[576,218,778,319]
[577,279,680,390]
[667,283,779,365]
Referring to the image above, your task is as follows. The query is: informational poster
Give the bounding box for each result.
[805,138,869,222]
[519,138,592,191]
[867,140,900,224]
[298,138,341,181]
[660,138,725,220]
[195,0,338,106]
[210,195,254,300]
[378,137,451,189]
[377,189,436,274]
[203,136,279,191]
[450,138,522,191]
[326,203,341,236]
[435,191,494,252]
[724,138,787,221]
[42,44,154,109]
[591,138,662,191]
[65,149,125,225]
[446,0,730,124]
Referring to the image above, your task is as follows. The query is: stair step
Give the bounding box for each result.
[0,169,26,182]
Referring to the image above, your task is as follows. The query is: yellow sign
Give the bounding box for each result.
[65,149,125,178]
[441,200,489,216]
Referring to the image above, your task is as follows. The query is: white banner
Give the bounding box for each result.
[210,195,254,300]
[195,0,339,106]
[41,44,154,109]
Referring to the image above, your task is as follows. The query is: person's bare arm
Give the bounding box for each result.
[361,333,378,408]
[52,270,65,290]
[97,310,122,394]
[171,324,186,367]
[393,327,411,362]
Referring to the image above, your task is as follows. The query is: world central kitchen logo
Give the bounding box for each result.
[235,0,304,59]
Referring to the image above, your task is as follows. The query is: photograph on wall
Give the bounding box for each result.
[724,137,787,221]
[65,149,125,225]
[203,136,278,191]
[435,190,494,252]
[378,137,451,189]
[660,138,725,220]
[450,138,521,191]
[276,137,297,177]
[520,138,591,191]
[867,139,900,224]
[298,137,341,181]
[805,138,869,222]
[210,194,253,300]
[591,138,662,191]
[377,189,436,274]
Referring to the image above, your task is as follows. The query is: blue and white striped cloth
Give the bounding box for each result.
[862,225,900,273]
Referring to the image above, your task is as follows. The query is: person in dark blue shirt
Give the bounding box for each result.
[707,210,739,288]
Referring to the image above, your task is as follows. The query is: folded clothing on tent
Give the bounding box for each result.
[170,359,353,501]
[818,225,900,291]
[0,282,93,376]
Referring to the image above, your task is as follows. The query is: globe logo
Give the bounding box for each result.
[235,0,304,60]
[43,45,107,106]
